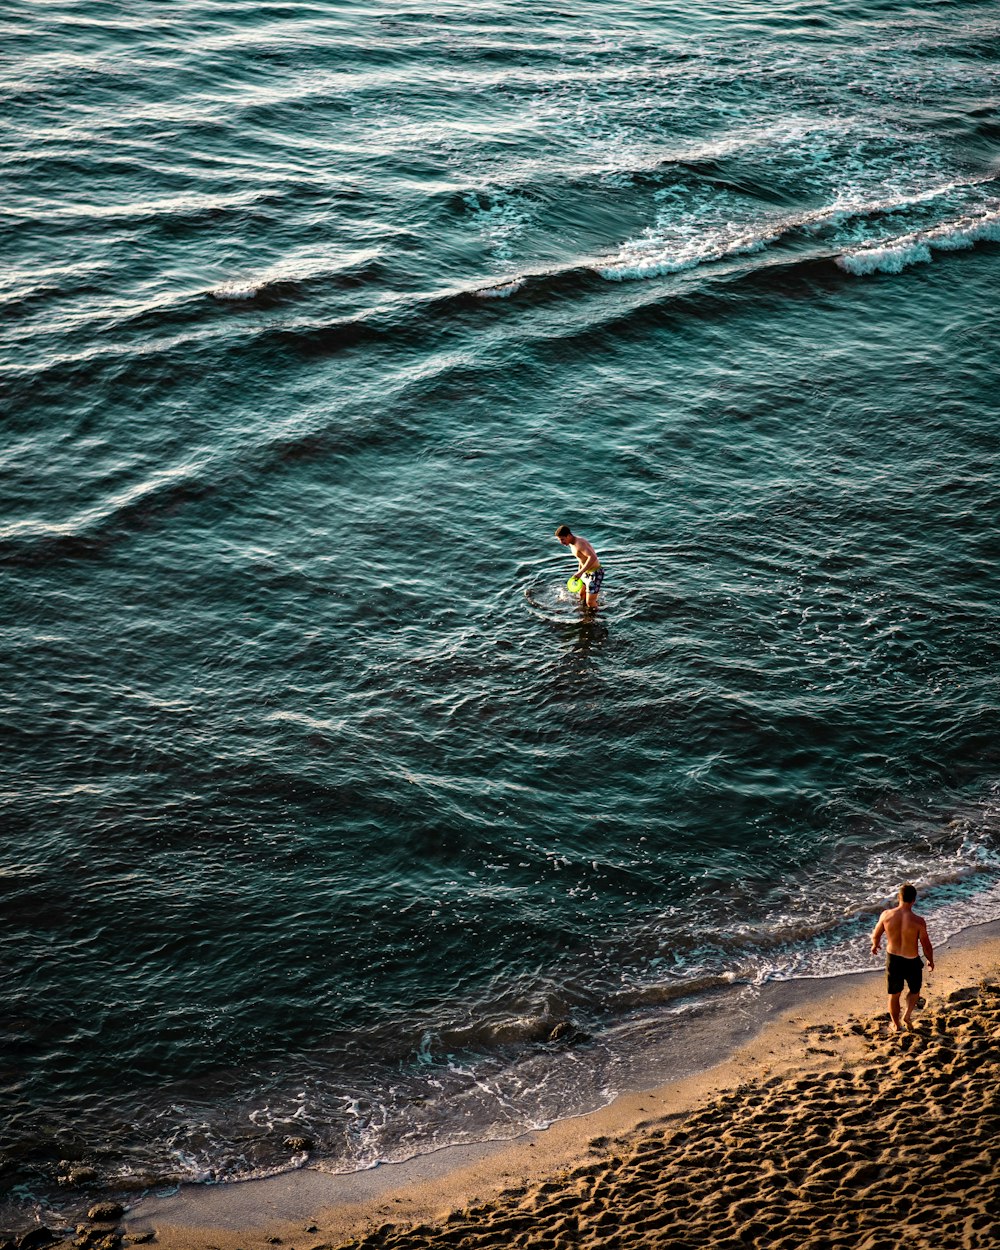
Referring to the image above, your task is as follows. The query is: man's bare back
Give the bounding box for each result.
[874,902,931,959]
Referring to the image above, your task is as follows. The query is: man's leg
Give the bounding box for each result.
[583,568,602,611]
[888,992,902,1031]
[902,990,919,1030]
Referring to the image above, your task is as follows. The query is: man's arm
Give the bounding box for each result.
[919,919,934,971]
[870,916,885,957]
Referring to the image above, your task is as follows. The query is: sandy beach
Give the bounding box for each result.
[105,922,1000,1250]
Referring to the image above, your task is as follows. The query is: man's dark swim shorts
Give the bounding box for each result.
[886,953,923,995]
[582,567,605,595]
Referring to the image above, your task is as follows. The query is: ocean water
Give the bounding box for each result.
[3,0,1000,1228]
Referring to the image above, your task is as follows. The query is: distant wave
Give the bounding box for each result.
[597,178,1000,281]
[0,251,389,383]
[467,177,1000,297]
[836,207,1000,275]
[7,183,998,423]
[0,464,216,565]
[209,248,385,305]
[473,277,527,299]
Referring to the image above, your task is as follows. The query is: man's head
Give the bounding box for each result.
[555,524,573,545]
[899,883,917,905]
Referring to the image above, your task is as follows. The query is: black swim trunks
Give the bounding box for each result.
[886,953,923,996]
[582,567,605,595]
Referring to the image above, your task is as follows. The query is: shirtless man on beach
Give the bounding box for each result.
[870,883,935,1032]
[555,525,603,610]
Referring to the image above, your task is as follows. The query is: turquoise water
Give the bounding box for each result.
[4,0,1000,1227]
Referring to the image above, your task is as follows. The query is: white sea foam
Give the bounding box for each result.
[463,190,534,264]
[597,223,777,281]
[837,207,1000,275]
[212,281,263,301]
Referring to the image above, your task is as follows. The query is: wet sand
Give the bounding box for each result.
[127,923,1000,1250]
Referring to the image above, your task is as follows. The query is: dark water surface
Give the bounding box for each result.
[3,0,1000,1229]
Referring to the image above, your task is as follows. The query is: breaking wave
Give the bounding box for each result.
[836,207,1000,275]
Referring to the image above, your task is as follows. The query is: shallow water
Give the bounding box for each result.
[3,0,1000,1227]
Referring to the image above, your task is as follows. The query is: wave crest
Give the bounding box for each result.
[209,248,384,305]
[836,207,1000,275]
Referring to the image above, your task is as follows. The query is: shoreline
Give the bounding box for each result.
[115,917,1000,1250]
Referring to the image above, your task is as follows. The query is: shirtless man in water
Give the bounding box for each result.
[870,883,935,1032]
[555,525,603,610]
